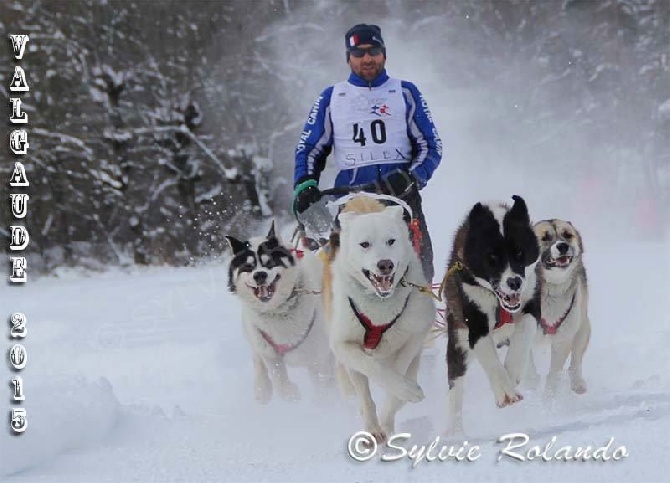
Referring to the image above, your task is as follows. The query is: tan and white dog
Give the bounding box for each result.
[326,195,435,443]
[529,219,591,396]
[226,222,333,404]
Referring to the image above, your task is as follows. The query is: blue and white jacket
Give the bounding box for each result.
[294,69,442,190]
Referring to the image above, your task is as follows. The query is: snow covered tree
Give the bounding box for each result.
[2,0,667,271]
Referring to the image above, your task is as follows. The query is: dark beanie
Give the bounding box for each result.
[344,24,385,51]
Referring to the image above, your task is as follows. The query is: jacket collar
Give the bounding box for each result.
[347,69,389,88]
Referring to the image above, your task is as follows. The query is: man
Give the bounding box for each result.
[292,24,442,281]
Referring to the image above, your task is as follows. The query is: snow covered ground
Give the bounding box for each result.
[2,27,668,479]
[1,177,668,481]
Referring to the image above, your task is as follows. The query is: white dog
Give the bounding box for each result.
[328,195,435,443]
[226,222,333,404]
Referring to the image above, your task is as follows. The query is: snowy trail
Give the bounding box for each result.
[1,237,668,481]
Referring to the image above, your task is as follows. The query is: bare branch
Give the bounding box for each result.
[32,128,94,156]
[105,125,239,180]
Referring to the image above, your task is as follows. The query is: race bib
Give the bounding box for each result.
[330,78,412,170]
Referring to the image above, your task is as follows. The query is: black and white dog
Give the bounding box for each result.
[442,195,541,433]
[226,222,332,404]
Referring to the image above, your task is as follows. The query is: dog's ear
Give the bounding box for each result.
[268,220,285,244]
[567,221,585,253]
[337,212,355,230]
[467,202,490,225]
[384,205,405,222]
[268,220,281,244]
[506,196,538,263]
[225,235,248,255]
[508,195,530,225]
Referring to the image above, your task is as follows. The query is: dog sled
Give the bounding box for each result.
[294,182,422,251]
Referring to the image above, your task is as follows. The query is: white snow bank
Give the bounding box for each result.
[0,376,121,478]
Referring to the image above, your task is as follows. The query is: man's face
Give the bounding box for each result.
[348,44,385,82]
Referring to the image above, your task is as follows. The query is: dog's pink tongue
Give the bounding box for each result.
[259,286,269,298]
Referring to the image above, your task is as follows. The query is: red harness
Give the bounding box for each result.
[348,295,411,350]
[539,293,576,335]
[494,307,516,330]
[258,313,315,356]
[409,218,422,255]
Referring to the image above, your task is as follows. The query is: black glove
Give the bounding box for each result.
[293,181,321,215]
[381,169,416,198]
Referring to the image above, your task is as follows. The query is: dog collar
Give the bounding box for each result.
[348,294,411,350]
[539,292,576,335]
[258,311,316,356]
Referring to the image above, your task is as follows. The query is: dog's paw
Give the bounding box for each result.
[570,376,587,394]
[366,425,387,445]
[543,372,563,400]
[381,422,395,438]
[279,381,301,402]
[492,372,523,408]
[254,382,273,404]
[496,392,523,408]
[380,412,397,436]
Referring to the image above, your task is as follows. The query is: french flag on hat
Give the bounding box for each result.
[345,24,384,51]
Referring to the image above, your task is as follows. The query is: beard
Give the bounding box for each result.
[352,60,384,81]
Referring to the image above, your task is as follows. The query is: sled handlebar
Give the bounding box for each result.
[320,182,379,197]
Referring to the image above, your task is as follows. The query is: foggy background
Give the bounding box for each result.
[1,0,668,273]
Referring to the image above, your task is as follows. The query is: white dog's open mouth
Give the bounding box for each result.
[494,288,522,313]
[363,269,395,298]
[246,275,280,302]
[546,255,573,268]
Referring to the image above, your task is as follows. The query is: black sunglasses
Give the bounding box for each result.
[349,46,384,58]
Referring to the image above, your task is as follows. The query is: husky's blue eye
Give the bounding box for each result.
[387,239,396,246]
[360,241,370,249]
